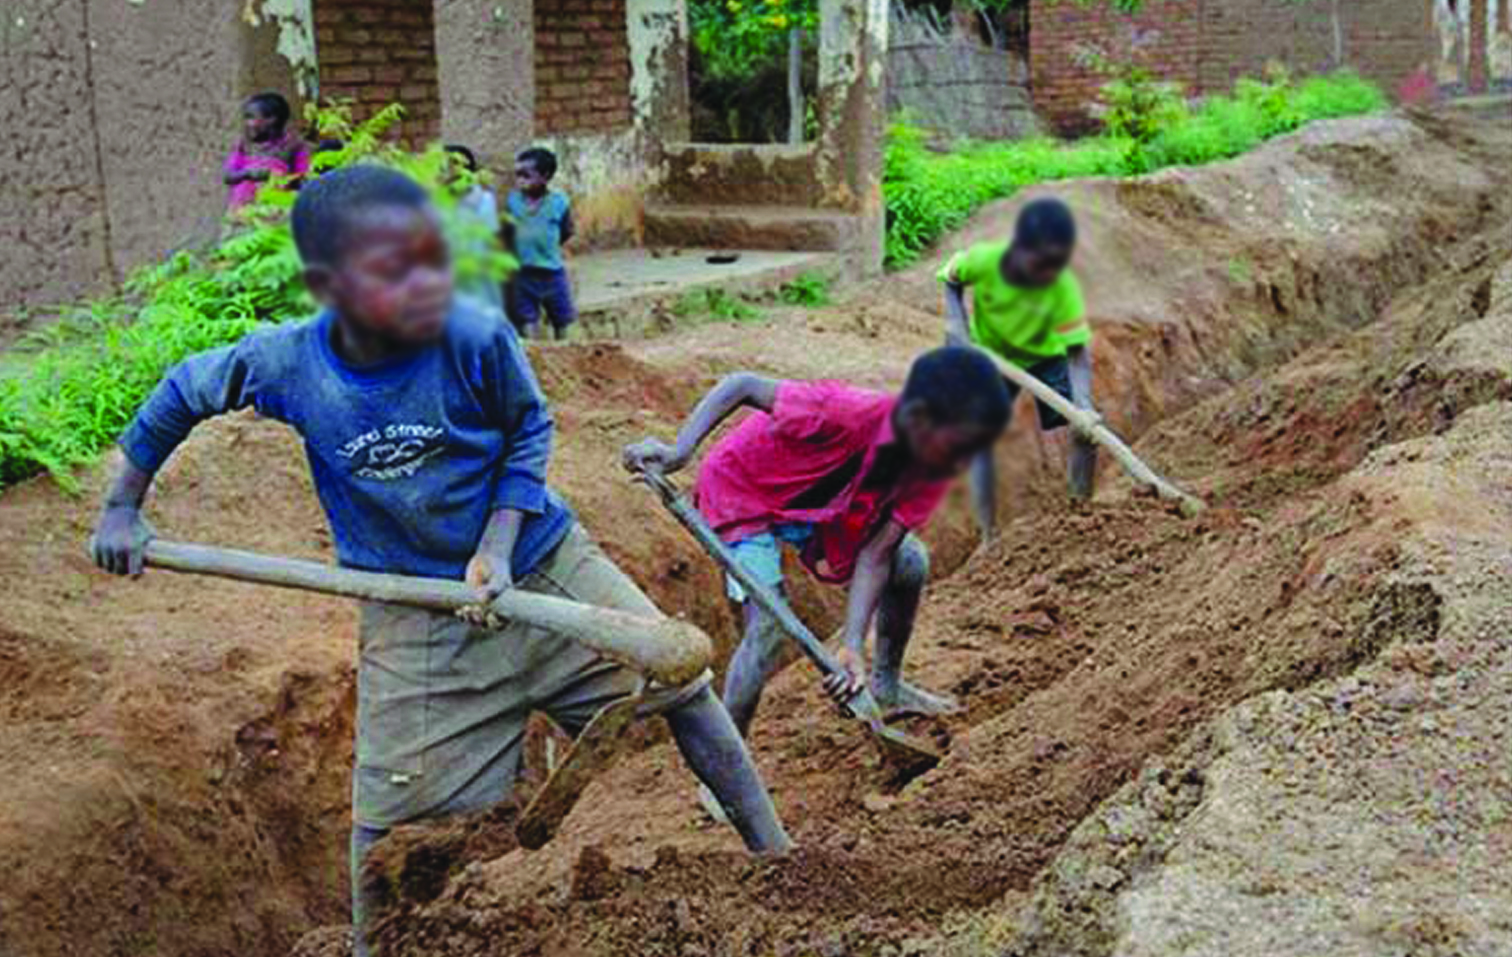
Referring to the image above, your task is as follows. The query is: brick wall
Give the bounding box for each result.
[1030,0,1437,134]
[1030,0,1203,135]
[314,0,441,145]
[534,0,633,135]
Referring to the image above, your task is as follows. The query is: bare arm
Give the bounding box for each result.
[465,507,524,598]
[943,282,972,347]
[826,519,907,699]
[623,373,779,476]
[92,342,264,576]
[90,458,157,576]
[559,206,576,246]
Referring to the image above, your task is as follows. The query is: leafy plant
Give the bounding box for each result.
[0,101,514,490]
[689,0,817,82]
[671,286,764,323]
[1099,67,1188,143]
[778,272,831,308]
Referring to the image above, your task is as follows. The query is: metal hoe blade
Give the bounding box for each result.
[516,690,643,850]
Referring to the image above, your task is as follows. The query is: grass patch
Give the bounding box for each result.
[883,71,1387,268]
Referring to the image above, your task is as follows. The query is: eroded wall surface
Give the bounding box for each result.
[89,0,247,275]
[1,0,112,315]
[435,0,534,168]
[2,0,295,320]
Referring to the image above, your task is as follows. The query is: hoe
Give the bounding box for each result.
[637,471,943,776]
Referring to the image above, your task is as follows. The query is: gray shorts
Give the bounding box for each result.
[352,522,706,829]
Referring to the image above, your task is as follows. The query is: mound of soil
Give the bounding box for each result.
[1,104,1508,957]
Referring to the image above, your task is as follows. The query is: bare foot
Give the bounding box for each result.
[873,679,961,718]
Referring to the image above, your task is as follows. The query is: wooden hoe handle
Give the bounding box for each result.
[142,539,712,686]
[977,346,1205,516]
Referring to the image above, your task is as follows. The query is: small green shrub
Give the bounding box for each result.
[0,101,513,490]
[777,272,831,307]
[883,71,1387,268]
[671,286,764,323]
[1100,67,1188,143]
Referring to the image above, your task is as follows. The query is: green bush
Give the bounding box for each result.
[0,102,512,490]
[883,71,1387,268]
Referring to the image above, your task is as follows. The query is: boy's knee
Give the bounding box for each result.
[890,536,930,589]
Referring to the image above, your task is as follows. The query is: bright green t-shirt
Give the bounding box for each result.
[937,240,1090,368]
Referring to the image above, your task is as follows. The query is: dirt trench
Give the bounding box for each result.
[0,104,1508,957]
[362,106,1512,957]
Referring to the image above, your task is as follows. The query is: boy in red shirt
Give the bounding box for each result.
[624,347,1010,736]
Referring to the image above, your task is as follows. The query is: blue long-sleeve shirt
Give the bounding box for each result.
[120,299,573,580]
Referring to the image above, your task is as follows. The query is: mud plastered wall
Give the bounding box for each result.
[2,0,247,319]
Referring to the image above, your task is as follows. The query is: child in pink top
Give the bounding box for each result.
[624,347,1011,742]
[223,92,310,210]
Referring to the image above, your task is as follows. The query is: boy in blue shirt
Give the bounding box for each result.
[89,166,789,954]
[505,146,576,340]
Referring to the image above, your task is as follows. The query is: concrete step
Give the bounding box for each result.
[660,142,824,207]
[571,247,842,338]
[643,204,860,252]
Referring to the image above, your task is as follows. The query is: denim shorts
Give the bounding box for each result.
[724,524,815,602]
[511,266,577,330]
[1009,355,1074,431]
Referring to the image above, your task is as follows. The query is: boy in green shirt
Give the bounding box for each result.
[938,197,1097,542]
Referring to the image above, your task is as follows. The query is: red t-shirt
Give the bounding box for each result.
[694,381,949,582]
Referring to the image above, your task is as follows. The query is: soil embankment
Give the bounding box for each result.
[0,103,1508,957]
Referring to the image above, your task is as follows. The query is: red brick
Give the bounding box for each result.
[328,65,373,84]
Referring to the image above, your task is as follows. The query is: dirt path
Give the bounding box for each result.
[0,104,1508,957]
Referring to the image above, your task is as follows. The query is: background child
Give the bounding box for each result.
[505,147,576,340]
[91,166,789,955]
[938,196,1097,544]
[623,347,1011,742]
[222,92,310,210]
[444,143,506,314]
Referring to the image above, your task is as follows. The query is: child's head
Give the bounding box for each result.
[243,92,292,143]
[445,144,481,174]
[292,165,453,345]
[895,347,1011,478]
[1006,197,1077,289]
[514,147,558,197]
